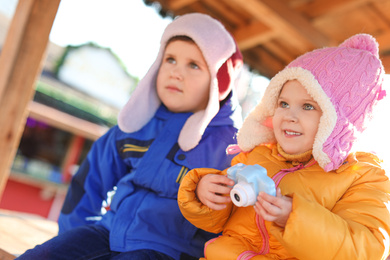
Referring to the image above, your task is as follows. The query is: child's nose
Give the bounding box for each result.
[170,66,183,80]
[284,109,298,122]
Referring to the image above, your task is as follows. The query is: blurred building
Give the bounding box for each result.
[0,11,137,221]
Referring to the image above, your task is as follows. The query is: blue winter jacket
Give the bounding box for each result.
[58,95,242,259]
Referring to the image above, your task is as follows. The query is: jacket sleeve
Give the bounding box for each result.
[58,126,128,233]
[178,152,249,233]
[271,156,390,260]
[178,167,233,233]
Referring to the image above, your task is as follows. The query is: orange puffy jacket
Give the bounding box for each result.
[178,145,390,260]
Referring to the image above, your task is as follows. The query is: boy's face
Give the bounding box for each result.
[272,80,322,155]
[156,40,211,113]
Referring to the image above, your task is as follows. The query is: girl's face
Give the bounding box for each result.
[156,40,211,113]
[272,80,322,155]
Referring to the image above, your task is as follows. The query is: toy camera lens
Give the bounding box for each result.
[234,194,240,202]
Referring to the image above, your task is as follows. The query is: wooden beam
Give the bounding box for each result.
[377,31,390,53]
[0,0,61,201]
[263,41,297,64]
[234,21,275,51]
[0,248,15,260]
[166,0,198,10]
[201,0,244,26]
[229,0,313,53]
[243,48,285,78]
[292,0,377,18]
[28,101,108,141]
[0,0,34,98]
[381,55,390,75]
[260,0,331,48]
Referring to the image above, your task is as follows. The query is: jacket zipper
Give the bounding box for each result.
[237,159,317,259]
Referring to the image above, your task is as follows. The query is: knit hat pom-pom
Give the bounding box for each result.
[340,33,379,57]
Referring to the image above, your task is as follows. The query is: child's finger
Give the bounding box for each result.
[254,201,276,221]
[209,183,232,195]
[209,192,231,204]
[258,191,282,208]
[212,175,235,186]
[276,187,282,197]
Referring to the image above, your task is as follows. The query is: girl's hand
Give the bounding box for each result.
[196,174,235,210]
[254,188,292,227]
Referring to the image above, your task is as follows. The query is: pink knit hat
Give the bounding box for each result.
[237,33,386,172]
[118,13,243,151]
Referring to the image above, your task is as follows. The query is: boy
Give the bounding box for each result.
[17,13,243,260]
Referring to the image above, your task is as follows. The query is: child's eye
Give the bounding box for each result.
[189,62,199,69]
[279,101,288,108]
[166,57,176,64]
[303,103,315,110]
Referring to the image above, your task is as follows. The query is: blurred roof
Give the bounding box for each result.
[148,0,390,78]
[1,11,124,128]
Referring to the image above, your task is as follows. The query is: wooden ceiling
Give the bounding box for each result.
[148,0,390,79]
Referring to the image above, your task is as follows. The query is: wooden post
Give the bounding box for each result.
[61,135,85,184]
[0,0,61,201]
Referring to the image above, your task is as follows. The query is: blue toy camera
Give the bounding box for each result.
[227,163,276,207]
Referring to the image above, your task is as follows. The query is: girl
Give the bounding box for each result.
[178,33,390,260]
